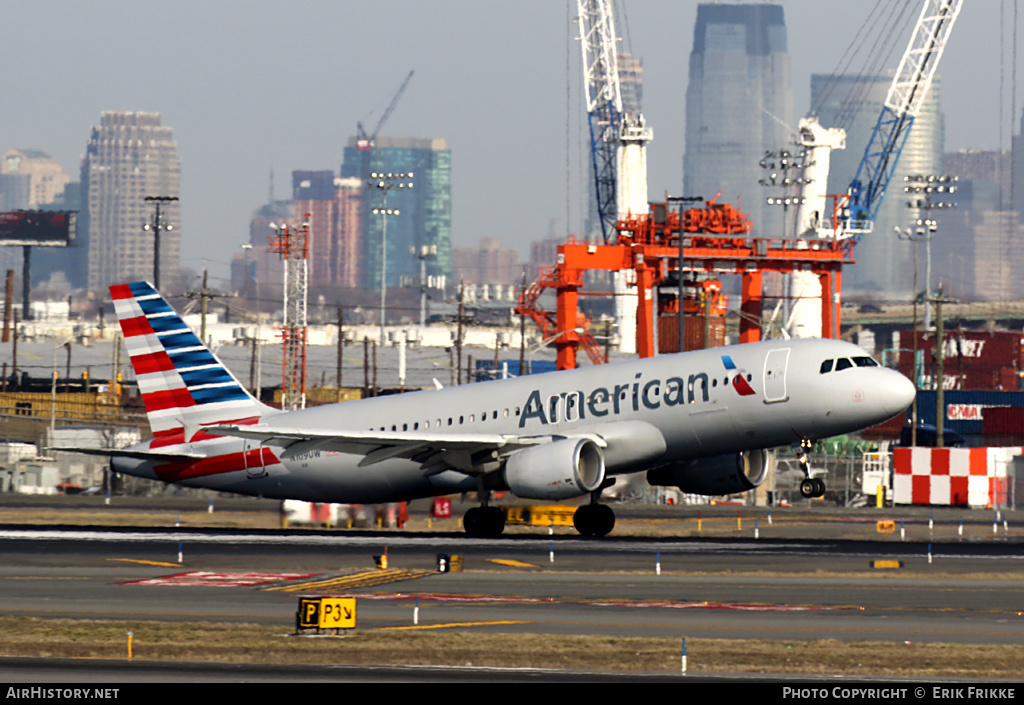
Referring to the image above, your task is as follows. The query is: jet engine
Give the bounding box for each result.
[503,438,605,501]
[646,449,771,496]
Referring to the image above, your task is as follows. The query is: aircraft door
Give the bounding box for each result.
[244,440,268,478]
[763,348,790,403]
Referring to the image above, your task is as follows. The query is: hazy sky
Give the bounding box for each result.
[2,1,1017,290]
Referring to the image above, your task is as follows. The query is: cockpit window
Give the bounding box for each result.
[819,359,834,374]
[853,356,879,367]
[835,358,854,371]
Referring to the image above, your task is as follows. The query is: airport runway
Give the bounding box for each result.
[2,523,1024,647]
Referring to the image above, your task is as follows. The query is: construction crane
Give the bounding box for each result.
[787,0,962,338]
[575,0,652,354]
[356,70,414,152]
[577,0,623,243]
[842,0,962,237]
[576,1,651,241]
[795,0,963,240]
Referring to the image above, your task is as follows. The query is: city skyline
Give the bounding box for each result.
[1,1,1020,295]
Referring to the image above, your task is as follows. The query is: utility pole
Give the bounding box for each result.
[456,282,465,384]
[2,269,13,343]
[363,337,370,397]
[336,307,344,388]
[21,246,31,322]
[519,271,527,375]
[186,269,222,346]
[200,269,209,344]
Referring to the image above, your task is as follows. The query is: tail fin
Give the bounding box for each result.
[110,281,272,438]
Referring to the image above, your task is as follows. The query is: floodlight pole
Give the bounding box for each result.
[369,172,413,347]
[143,196,178,290]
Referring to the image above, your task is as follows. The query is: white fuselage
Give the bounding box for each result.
[113,338,913,504]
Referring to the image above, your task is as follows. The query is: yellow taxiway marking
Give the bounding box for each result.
[264,569,435,592]
[381,620,529,631]
[486,559,540,568]
[108,559,183,568]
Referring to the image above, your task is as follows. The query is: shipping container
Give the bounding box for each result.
[914,390,1024,436]
[895,330,1024,391]
[983,407,1024,436]
[657,314,726,353]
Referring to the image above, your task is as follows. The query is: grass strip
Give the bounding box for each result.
[0,617,1021,678]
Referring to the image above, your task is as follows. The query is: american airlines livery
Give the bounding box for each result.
[65,282,915,538]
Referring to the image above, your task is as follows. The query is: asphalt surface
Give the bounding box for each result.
[3,496,1024,682]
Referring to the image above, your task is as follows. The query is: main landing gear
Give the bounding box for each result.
[462,490,616,538]
[573,491,615,537]
[463,488,506,538]
[797,439,826,499]
[463,504,506,538]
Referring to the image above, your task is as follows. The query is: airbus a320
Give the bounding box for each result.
[61,282,915,538]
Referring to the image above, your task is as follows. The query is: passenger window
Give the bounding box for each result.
[835,358,853,371]
[853,356,878,367]
[820,359,834,374]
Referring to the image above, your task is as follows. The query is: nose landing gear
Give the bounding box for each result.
[797,439,826,499]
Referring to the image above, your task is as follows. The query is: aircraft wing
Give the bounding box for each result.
[205,423,601,476]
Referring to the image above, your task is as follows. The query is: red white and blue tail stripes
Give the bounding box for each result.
[111,282,267,436]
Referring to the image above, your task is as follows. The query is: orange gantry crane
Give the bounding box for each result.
[516,196,854,371]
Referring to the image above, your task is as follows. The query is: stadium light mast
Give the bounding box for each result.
[142,196,178,290]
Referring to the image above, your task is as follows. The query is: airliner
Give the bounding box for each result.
[62,282,915,538]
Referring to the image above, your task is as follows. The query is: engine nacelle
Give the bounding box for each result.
[503,438,605,501]
[647,449,772,496]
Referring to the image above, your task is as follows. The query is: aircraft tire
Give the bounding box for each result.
[464,506,505,538]
[573,504,615,538]
[813,478,826,498]
[486,506,506,536]
[799,478,817,499]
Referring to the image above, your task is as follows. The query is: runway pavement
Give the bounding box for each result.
[2,511,1024,646]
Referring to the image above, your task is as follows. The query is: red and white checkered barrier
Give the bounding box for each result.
[892,447,1019,507]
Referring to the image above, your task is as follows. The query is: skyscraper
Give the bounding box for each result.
[341,136,451,290]
[292,170,338,290]
[291,171,363,293]
[1,149,70,208]
[810,74,944,295]
[683,3,794,235]
[80,112,181,293]
[451,237,520,287]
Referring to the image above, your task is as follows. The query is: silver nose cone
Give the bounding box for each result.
[881,370,916,418]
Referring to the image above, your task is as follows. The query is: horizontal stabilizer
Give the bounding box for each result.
[47,447,205,461]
